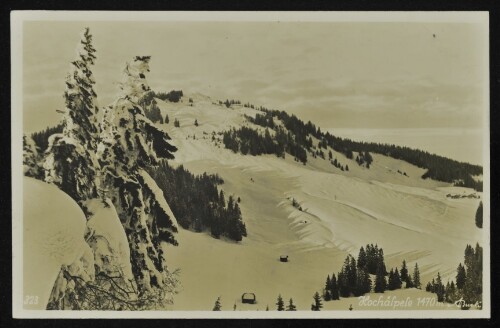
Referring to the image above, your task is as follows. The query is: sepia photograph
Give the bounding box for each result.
[11,11,489,318]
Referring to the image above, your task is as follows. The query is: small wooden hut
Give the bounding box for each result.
[241,293,256,304]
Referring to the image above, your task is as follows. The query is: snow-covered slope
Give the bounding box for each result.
[155,94,483,310]
[23,177,92,310]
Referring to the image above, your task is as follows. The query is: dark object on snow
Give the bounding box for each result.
[280,255,289,262]
[242,293,256,304]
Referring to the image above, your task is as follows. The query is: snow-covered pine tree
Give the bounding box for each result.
[43,27,100,205]
[97,56,179,296]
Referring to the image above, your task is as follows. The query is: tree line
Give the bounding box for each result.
[31,123,64,153]
[149,161,247,241]
[323,244,421,302]
[222,126,308,164]
[426,243,483,309]
[241,106,482,190]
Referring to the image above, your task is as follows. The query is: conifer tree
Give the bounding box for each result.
[165,114,170,124]
[394,268,402,289]
[446,281,456,303]
[276,294,285,311]
[324,275,332,301]
[43,27,100,204]
[388,269,396,290]
[374,263,387,293]
[462,243,482,306]
[400,260,409,285]
[311,292,323,311]
[348,255,357,292]
[406,274,414,288]
[354,268,371,296]
[357,246,367,270]
[413,263,421,289]
[330,273,340,300]
[456,263,466,289]
[377,248,386,275]
[475,201,483,228]
[213,297,222,311]
[286,298,297,311]
[435,272,445,302]
[97,56,178,294]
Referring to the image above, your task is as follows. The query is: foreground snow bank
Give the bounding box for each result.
[23,177,91,310]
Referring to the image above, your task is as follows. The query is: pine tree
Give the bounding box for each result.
[311,292,323,311]
[357,246,367,270]
[348,255,357,292]
[435,272,445,302]
[165,114,170,124]
[456,263,466,289]
[400,260,409,286]
[43,27,100,204]
[354,268,371,296]
[462,243,482,306]
[286,298,297,311]
[324,275,332,301]
[338,257,351,297]
[394,268,402,289]
[174,118,180,127]
[194,119,199,127]
[406,274,414,288]
[276,294,285,311]
[413,263,421,289]
[475,201,483,228]
[213,297,222,311]
[97,56,179,294]
[374,263,387,293]
[445,281,456,303]
[388,269,396,290]
[330,273,340,300]
[377,248,386,275]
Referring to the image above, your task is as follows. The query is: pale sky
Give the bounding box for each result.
[22,20,488,134]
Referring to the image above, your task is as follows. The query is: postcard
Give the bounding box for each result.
[11,11,490,318]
